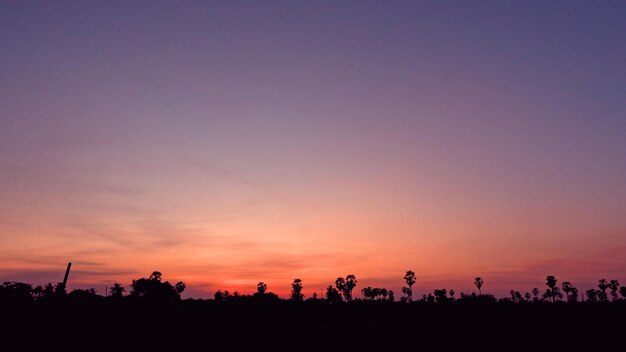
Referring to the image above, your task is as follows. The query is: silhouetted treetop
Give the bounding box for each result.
[290,278,303,301]
[257,282,267,295]
[474,277,484,295]
[130,272,185,302]
[109,282,125,298]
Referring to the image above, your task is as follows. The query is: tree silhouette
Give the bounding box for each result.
[214,290,230,302]
[474,277,484,295]
[449,289,455,301]
[570,287,579,302]
[401,287,410,302]
[362,287,390,301]
[69,288,99,300]
[291,278,303,301]
[509,290,523,303]
[524,292,531,302]
[609,280,620,301]
[403,271,416,302]
[433,289,448,303]
[545,276,561,302]
[379,288,388,300]
[325,285,342,304]
[335,277,345,300]
[532,288,540,302]
[388,290,395,302]
[149,271,162,282]
[54,282,66,296]
[43,283,55,298]
[562,281,574,302]
[109,282,125,298]
[586,289,599,302]
[425,293,435,303]
[257,282,267,295]
[334,275,357,301]
[362,287,373,300]
[0,281,33,302]
[344,274,357,302]
[32,285,44,299]
[620,286,626,299]
[175,281,186,295]
[130,271,185,302]
[597,279,609,302]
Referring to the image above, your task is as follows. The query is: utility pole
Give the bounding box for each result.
[60,262,72,293]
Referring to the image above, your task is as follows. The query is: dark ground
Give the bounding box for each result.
[2,298,624,350]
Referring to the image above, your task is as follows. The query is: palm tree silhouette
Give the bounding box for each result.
[474,277,484,295]
[291,278,303,301]
[109,282,125,298]
[562,281,573,302]
[532,288,540,302]
[404,271,416,302]
[545,276,561,302]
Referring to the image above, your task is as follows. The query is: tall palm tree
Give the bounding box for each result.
[562,281,573,302]
[546,276,557,302]
[474,277,484,295]
[404,271,416,302]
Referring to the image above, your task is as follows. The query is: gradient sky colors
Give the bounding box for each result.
[1,1,625,298]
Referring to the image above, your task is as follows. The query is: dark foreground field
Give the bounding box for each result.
[3,298,625,349]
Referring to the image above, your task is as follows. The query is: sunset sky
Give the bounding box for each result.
[1,1,625,298]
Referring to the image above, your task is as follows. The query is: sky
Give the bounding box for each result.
[1,0,625,299]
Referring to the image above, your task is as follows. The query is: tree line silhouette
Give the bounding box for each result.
[2,269,624,304]
[2,268,624,349]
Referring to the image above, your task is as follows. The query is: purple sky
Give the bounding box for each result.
[1,1,625,298]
